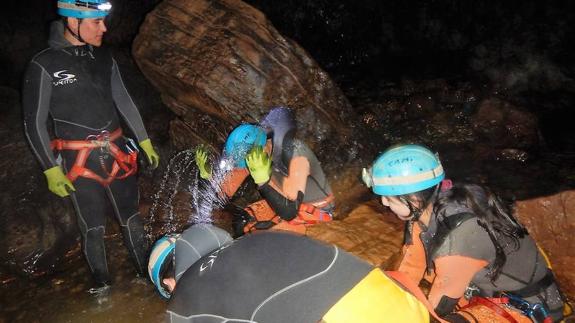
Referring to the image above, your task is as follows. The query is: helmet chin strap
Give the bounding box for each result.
[65,18,86,44]
[405,184,441,231]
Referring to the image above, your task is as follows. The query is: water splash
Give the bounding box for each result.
[147,149,196,238]
[191,155,236,224]
[146,147,236,239]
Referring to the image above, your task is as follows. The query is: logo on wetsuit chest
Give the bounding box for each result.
[53,70,78,86]
[198,242,234,273]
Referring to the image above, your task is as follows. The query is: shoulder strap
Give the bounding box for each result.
[429,212,476,259]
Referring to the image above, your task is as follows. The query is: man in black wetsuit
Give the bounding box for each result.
[22,0,159,289]
[148,225,435,323]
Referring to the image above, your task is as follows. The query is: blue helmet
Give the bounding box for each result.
[57,0,112,18]
[148,225,233,299]
[362,144,444,196]
[148,234,179,299]
[224,124,267,169]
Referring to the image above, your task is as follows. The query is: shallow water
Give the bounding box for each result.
[0,232,167,322]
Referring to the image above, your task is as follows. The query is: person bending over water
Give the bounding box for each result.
[362,144,568,322]
[148,224,448,323]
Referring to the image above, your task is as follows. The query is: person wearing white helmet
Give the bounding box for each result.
[149,225,447,323]
[362,144,567,322]
[22,0,160,290]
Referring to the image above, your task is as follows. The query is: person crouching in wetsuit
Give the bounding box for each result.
[362,144,568,322]
[195,107,334,236]
[148,224,445,323]
[22,0,160,290]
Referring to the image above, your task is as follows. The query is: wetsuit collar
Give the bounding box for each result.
[48,20,73,50]
[48,20,94,57]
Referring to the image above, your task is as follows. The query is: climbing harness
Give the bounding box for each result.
[242,194,334,234]
[51,128,138,186]
[290,194,335,225]
[504,293,553,323]
[461,294,552,323]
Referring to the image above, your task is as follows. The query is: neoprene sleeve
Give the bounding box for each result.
[22,60,58,169]
[258,183,303,220]
[110,58,148,143]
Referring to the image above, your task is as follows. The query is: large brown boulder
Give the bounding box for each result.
[132,0,357,162]
[514,191,575,299]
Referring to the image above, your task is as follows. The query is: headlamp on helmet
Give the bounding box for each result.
[57,0,112,19]
[362,167,373,188]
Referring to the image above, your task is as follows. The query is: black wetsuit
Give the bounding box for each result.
[167,231,374,323]
[22,21,148,284]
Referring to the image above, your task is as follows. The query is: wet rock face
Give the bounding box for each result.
[0,87,79,279]
[132,0,358,162]
[471,98,539,149]
[353,80,540,155]
[514,191,575,299]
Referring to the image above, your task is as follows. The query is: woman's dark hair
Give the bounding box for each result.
[433,183,527,281]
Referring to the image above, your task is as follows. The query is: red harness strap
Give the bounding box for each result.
[290,194,335,225]
[50,128,138,186]
[461,296,519,323]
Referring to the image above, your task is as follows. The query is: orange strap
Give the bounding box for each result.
[462,297,519,323]
[51,128,138,186]
[386,271,448,323]
[50,128,123,150]
[290,194,335,225]
[242,198,333,234]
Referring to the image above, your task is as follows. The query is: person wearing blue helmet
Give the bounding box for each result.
[149,226,444,323]
[22,0,159,291]
[195,107,334,236]
[148,224,233,299]
[362,144,567,322]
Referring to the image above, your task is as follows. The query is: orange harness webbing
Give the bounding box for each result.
[461,297,520,323]
[50,128,138,186]
[290,194,335,225]
[243,195,334,234]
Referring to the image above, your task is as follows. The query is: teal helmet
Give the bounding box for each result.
[57,0,112,18]
[148,234,179,299]
[362,144,444,196]
[224,124,267,168]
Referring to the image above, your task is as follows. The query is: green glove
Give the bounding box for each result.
[139,138,160,169]
[44,166,75,197]
[245,146,271,185]
[195,146,212,180]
